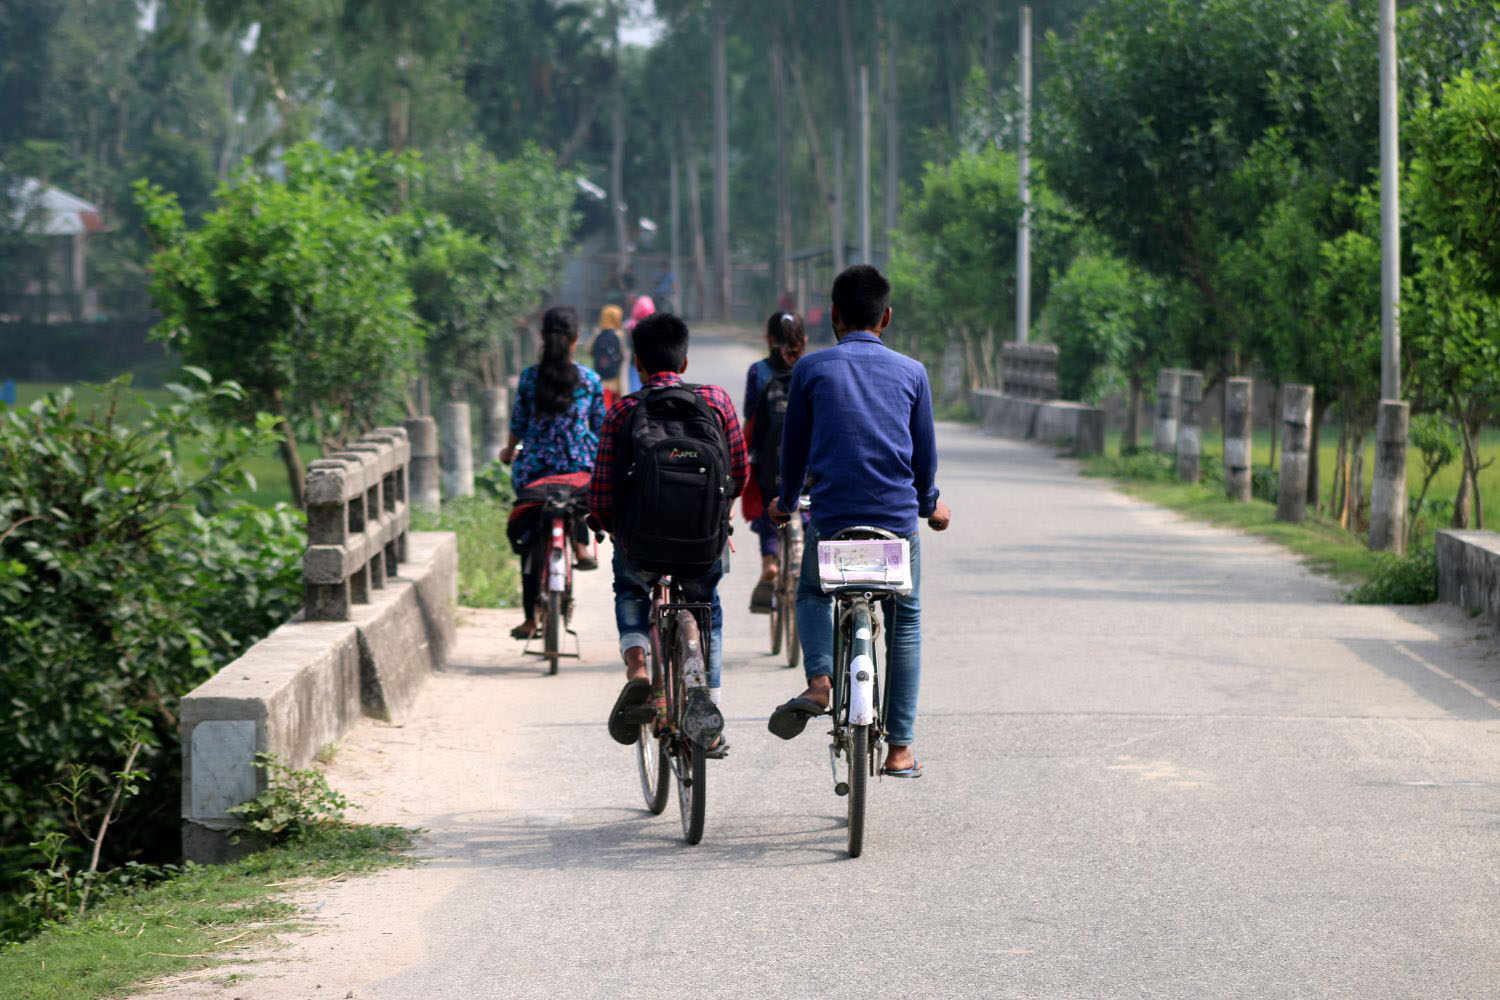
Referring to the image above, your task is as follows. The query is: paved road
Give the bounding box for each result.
[178,333,1500,999]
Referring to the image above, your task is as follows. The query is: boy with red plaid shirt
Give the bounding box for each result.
[590,313,748,754]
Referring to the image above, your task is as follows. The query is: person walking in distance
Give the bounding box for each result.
[742,311,807,612]
[766,265,950,778]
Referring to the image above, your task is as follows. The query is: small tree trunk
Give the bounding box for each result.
[682,124,711,320]
[1349,429,1368,532]
[1268,382,1280,471]
[1332,421,1349,525]
[270,388,306,508]
[711,0,732,321]
[1308,397,1330,511]
[1123,375,1143,453]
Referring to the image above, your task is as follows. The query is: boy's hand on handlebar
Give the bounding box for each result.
[499,445,516,465]
[927,499,952,532]
[767,497,791,526]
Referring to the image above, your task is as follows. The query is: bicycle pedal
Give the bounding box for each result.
[834,782,849,797]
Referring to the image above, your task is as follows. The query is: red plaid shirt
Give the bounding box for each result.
[588,372,748,530]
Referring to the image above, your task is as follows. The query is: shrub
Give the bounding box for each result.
[1347,544,1439,605]
[229,754,352,844]
[415,490,520,609]
[0,374,304,940]
[1253,466,1280,503]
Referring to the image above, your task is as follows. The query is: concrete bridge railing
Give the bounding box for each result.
[179,426,458,862]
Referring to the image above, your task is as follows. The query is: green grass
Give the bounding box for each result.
[4,381,319,507]
[1105,423,1500,532]
[414,493,521,608]
[0,825,414,1000]
[1085,455,1387,582]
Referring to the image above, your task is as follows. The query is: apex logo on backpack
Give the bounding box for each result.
[668,448,699,460]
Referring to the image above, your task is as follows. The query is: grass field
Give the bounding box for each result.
[1105,424,1500,535]
[6,381,318,507]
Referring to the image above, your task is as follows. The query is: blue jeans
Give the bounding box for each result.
[796,527,922,746]
[749,513,779,558]
[612,546,725,687]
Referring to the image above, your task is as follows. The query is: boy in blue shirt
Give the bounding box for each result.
[767,265,950,777]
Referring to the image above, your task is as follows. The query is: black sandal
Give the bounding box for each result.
[767,696,828,741]
[608,678,651,745]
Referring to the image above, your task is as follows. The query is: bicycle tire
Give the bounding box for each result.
[784,584,800,669]
[847,724,868,858]
[637,729,670,814]
[677,740,707,844]
[544,590,561,675]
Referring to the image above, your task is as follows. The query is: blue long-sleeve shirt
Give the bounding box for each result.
[777,331,940,536]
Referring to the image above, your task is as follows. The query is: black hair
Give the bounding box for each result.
[632,312,690,374]
[536,306,580,415]
[830,264,892,331]
[766,311,807,367]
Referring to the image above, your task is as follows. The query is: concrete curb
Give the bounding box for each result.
[180,531,457,863]
[971,388,1104,456]
[1436,530,1500,629]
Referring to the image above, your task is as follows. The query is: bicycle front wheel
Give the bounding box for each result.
[770,593,783,654]
[847,724,869,858]
[784,586,800,669]
[544,590,562,674]
[676,740,707,845]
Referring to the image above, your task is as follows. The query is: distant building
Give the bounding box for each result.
[6,178,106,322]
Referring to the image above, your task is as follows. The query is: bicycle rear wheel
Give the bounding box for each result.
[544,590,561,674]
[676,740,706,844]
[847,724,869,858]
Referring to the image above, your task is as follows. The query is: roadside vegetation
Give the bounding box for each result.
[0,753,412,1000]
[414,461,523,609]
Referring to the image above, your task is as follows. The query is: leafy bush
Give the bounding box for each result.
[1347,544,1439,605]
[415,490,520,608]
[1084,450,1177,483]
[1253,466,1280,503]
[229,754,352,843]
[0,375,304,940]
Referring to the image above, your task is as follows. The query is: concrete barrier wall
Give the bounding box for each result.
[180,531,457,862]
[971,389,1104,456]
[1436,530,1500,628]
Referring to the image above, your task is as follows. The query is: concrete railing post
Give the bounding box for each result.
[1277,384,1314,523]
[479,387,507,465]
[303,427,411,621]
[438,402,474,500]
[1369,400,1409,553]
[1153,368,1181,454]
[1224,377,1253,501]
[1176,370,1203,484]
[405,416,441,514]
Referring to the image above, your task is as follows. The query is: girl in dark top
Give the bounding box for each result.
[741,311,808,612]
[502,306,605,638]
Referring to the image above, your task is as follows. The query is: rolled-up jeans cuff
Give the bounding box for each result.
[619,632,650,657]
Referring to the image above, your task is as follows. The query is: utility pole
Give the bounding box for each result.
[711,0,731,322]
[859,66,871,265]
[669,150,681,317]
[772,23,792,293]
[1370,0,1407,553]
[1016,5,1032,345]
[833,127,846,276]
[884,6,899,245]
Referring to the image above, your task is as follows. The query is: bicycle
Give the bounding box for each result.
[521,483,591,674]
[817,526,914,858]
[768,497,808,669]
[634,578,715,844]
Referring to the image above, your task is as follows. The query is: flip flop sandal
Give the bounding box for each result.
[608,678,651,745]
[703,736,730,760]
[767,696,828,741]
[880,758,923,779]
[575,555,599,571]
[510,623,538,640]
[749,579,775,613]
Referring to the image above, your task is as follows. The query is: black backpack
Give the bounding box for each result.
[591,329,623,378]
[750,364,792,499]
[615,384,733,577]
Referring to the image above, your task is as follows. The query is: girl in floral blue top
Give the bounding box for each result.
[502,306,605,636]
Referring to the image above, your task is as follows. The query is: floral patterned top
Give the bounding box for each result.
[509,363,606,491]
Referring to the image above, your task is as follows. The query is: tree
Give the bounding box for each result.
[889,145,1057,386]
[137,143,423,504]
[1406,66,1500,529]
[1043,249,1166,449]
